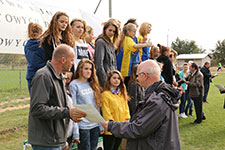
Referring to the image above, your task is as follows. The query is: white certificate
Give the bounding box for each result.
[74,104,105,123]
[215,84,225,90]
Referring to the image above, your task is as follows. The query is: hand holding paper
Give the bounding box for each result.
[69,108,87,122]
[74,104,105,123]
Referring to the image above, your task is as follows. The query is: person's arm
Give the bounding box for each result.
[187,74,203,88]
[133,41,152,49]
[94,39,107,87]
[42,38,54,62]
[101,93,114,121]
[200,67,211,78]
[30,74,68,119]
[102,99,164,139]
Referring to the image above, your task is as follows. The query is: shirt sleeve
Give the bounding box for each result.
[127,37,137,52]
[68,82,80,139]
[101,93,114,121]
[68,82,78,105]
[94,40,107,87]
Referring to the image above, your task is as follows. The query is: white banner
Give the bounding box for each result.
[0,0,103,54]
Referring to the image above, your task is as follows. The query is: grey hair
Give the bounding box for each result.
[140,60,161,76]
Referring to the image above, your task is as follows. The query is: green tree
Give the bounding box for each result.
[171,37,205,54]
[211,40,225,66]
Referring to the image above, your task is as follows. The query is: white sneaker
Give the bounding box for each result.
[179,113,188,118]
[181,113,188,118]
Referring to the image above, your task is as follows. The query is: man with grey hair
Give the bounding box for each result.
[101,60,181,150]
[28,44,86,150]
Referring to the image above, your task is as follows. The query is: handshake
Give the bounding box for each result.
[69,108,87,122]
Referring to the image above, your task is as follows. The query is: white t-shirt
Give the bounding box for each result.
[73,41,90,71]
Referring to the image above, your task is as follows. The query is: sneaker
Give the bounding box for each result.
[180,113,188,118]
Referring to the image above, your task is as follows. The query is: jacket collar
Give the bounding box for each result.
[46,61,62,80]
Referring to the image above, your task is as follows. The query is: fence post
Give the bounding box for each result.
[19,70,21,90]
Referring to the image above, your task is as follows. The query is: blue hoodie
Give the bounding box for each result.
[24,38,46,80]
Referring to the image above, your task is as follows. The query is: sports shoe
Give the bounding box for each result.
[179,113,188,118]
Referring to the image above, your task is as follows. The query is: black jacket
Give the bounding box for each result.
[108,81,181,150]
[200,65,212,84]
[157,55,173,85]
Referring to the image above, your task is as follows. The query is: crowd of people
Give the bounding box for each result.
[25,11,217,150]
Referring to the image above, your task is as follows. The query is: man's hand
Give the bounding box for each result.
[69,108,86,122]
[73,139,80,144]
[100,130,104,135]
[100,121,109,131]
[71,118,83,122]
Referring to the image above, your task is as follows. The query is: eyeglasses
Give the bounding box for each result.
[136,72,144,78]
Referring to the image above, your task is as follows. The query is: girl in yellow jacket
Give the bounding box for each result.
[101,70,130,150]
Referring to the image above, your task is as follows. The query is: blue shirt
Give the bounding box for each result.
[69,80,103,139]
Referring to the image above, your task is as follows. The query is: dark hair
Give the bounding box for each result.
[204,61,210,65]
[129,65,138,83]
[104,70,129,101]
[124,18,137,26]
[157,44,170,55]
[191,62,198,70]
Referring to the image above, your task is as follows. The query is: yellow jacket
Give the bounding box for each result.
[101,90,130,135]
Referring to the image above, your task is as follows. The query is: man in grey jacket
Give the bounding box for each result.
[28,44,86,150]
[101,60,181,150]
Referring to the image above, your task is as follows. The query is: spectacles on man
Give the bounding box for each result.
[136,72,145,78]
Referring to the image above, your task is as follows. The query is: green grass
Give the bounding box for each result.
[0,69,29,102]
[0,73,225,150]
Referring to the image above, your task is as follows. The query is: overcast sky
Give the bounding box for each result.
[26,0,225,52]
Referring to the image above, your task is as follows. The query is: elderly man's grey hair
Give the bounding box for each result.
[140,60,161,76]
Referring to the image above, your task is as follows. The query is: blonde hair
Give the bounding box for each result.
[139,22,151,36]
[118,23,136,49]
[28,22,43,39]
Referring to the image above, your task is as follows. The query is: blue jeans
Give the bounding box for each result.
[203,83,210,102]
[78,126,100,150]
[32,145,63,150]
[179,90,188,114]
[185,97,193,115]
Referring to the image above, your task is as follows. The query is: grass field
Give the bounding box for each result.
[0,69,29,102]
[0,73,225,150]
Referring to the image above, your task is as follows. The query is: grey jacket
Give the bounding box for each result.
[108,81,181,150]
[187,70,204,98]
[94,37,117,87]
[28,62,70,147]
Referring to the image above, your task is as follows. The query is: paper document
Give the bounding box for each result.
[74,104,105,123]
[215,84,225,90]
[214,73,218,77]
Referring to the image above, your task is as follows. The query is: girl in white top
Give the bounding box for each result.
[70,19,90,71]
